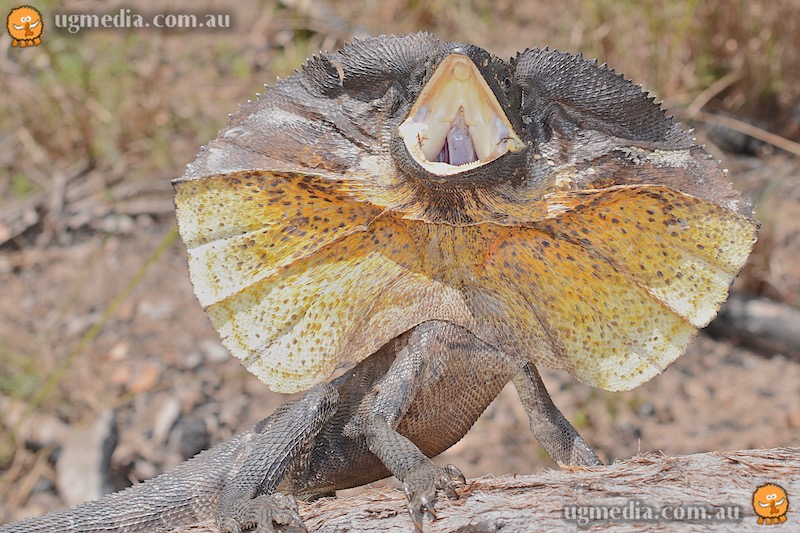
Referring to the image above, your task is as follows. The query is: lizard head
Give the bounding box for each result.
[175,34,757,393]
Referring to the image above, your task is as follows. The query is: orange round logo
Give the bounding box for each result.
[753,483,789,525]
[7,5,43,47]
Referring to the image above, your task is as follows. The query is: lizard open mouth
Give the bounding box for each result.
[398,54,525,176]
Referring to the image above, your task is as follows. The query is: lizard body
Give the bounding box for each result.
[0,385,338,533]
[2,33,756,531]
[2,322,596,532]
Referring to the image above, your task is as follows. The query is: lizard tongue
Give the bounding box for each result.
[398,53,525,177]
[436,112,478,166]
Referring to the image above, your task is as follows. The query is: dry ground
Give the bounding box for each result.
[1,0,799,525]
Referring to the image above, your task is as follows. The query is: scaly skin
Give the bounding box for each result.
[0,385,338,533]
[0,322,598,532]
[171,34,754,526]
[3,33,757,531]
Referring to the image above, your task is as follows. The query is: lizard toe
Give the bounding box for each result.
[259,493,306,533]
[217,517,243,533]
[402,461,466,530]
[408,504,426,533]
[217,492,306,533]
[439,463,465,499]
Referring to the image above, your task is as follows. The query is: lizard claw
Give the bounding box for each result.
[217,492,307,533]
[406,495,438,533]
[404,483,437,527]
[402,461,466,531]
[440,464,465,499]
[259,493,307,533]
[444,463,466,485]
[422,496,437,519]
[409,505,426,533]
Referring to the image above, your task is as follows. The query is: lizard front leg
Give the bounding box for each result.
[345,322,469,531]
[513,363,602,466]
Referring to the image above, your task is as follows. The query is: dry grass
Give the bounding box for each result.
[2,0,797,216]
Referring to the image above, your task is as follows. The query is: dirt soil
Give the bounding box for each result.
[1,0,799,525]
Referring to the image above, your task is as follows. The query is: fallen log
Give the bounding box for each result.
[172,447,799,532]
[708,293,800,361]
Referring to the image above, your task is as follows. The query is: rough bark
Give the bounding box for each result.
[173,447,799,532]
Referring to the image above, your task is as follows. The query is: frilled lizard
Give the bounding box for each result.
[1,33,757,532]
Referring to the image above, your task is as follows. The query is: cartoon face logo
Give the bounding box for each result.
[753,483,789,525]
[7,5,43,47]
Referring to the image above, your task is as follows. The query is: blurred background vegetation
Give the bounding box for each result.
[2,0,798,217]
[1,0,799,519]
[2,0,799,445]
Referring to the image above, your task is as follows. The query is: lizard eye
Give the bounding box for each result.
[502,76,512,91]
